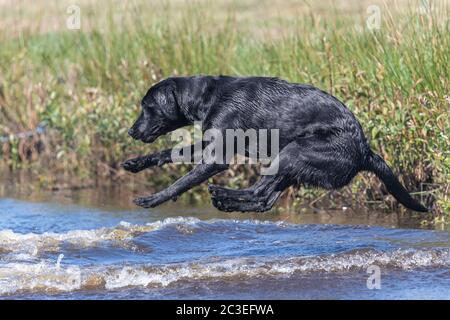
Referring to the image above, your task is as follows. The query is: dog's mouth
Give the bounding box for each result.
[140,125,170,143]
[141,135,157,143]
[129,123,168,144]
[136,126,162,143]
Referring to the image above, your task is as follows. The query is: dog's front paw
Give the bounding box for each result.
[121,159,139,172]
[133,195,164,208]
[122,158,145,173]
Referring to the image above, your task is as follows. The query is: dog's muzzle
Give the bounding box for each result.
[128,128,139,139]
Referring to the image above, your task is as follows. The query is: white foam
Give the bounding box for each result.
[1,218,448,295]
[0,261,82,295]
[0,248,448,295]
[0,217,202,255]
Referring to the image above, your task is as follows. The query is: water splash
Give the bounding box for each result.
[0,217,201,255]
[0,248,448,295]
[1,210,449,298]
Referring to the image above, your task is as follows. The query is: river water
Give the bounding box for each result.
[0,187,449,299]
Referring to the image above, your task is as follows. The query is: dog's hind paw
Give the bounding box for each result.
[208,184,256,201]
[208,184,223,196]
[211,195,267,213]
[210,196,235,212]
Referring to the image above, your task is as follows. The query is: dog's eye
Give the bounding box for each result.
[141,102,151,111]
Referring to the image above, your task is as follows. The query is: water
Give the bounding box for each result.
[0,190,449,299]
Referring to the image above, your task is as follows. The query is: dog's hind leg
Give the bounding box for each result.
[134,163,229,208]
[208,142,299,212]
[208,174,284,201]
[209,175,285,212]
[210,135,363,213]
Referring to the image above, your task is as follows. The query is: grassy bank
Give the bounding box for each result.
[0,0,448,221]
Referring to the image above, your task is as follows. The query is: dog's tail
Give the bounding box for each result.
[363,151,428,212]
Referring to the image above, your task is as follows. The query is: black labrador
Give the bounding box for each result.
[122,75,427,213]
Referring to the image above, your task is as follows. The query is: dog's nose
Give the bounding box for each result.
[128,128,135,137]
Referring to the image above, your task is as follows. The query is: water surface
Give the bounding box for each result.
[0,189,449,299]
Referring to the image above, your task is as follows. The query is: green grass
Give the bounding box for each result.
[0,1,448,220]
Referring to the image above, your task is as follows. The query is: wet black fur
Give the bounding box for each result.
[123,75,427,213]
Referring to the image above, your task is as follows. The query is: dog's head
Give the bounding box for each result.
[128,79,186,143]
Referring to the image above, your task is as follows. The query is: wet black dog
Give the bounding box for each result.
[122,75,427,213]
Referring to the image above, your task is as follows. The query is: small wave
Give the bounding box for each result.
[1,248,448,295]
[0,217,201,255]
[0,217,303,256]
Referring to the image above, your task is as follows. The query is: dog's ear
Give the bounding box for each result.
[158,79,182,122]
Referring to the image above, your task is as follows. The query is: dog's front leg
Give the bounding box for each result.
[122,143,203,173]
[134,163,229,208]
[122,149,173,173]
